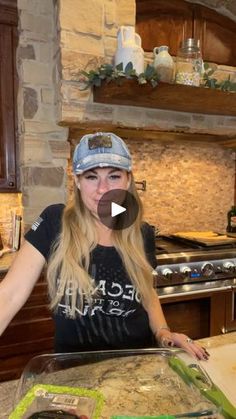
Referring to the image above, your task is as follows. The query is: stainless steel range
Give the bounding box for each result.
[154,235,236,298]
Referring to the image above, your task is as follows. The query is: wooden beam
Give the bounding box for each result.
[66,124,233,146]
[217,139,236,148]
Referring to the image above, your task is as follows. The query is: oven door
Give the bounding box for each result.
[159,287,231,339]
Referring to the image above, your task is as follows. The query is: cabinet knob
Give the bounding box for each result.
[8,181,15,187]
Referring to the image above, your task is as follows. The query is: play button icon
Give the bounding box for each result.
[111,202,126,217]
[97,189,139,230]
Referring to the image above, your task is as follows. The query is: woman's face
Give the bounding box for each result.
[75,167,131,215]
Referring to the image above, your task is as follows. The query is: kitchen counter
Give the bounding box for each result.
[0,332,235,419]
[197,331,236,349]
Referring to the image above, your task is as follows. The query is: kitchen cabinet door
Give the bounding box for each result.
[136,0,236,67]
[160,289,228,339]
[0,1,18,191]
[193,4,236,66]
[0,271,54,382]
[136,0,193,56]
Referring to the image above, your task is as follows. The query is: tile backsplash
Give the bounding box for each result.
[0,194,22,247]
[128,139,235,233]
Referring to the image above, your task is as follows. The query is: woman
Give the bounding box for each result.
[0,132,208,359]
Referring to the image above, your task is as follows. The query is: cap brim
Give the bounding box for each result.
[74,162,132,174]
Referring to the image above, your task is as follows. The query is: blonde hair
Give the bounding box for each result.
[47,173,154,317]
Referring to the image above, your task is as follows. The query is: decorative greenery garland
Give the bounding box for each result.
[203,62,236,92]
[78,62,236,92]
[79,62,160,89]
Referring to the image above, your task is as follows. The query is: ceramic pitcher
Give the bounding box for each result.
[153,45,174,83]
[115,26,144,74]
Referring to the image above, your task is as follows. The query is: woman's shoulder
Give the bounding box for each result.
[27,204,65,234]
[41,203,65,219]
[25,204,65,259]
[30,203,65,232]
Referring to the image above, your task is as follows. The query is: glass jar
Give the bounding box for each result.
[175,38,203,87]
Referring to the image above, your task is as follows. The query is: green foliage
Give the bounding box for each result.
[78,61,236,93]
[78,62,159,90]
[203,62,236,92]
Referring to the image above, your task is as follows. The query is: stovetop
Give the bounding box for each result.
[155,235,236,264]
[154,235,236,292]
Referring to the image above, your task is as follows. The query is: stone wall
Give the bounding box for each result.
[0,0,70,246]
[18,0,70,229]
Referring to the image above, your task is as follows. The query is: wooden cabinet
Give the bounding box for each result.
[0,272,54,382]
[193,4,236,66]
[136,0,193,57]
[136,0,236,66]
[160,289,231,340]
[0,0,19,191]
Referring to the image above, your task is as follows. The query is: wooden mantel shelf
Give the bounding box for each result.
[93,79,236,116]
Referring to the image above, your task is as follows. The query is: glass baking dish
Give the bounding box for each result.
[11,348,220,419]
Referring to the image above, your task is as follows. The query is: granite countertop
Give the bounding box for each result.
[0,332,235,419]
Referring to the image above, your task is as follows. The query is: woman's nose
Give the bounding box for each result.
[97,178,109,193]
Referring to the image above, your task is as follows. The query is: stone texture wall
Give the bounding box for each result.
[0,0,70,246]
[18,0,70,230]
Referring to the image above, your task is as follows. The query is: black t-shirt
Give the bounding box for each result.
[25,204,157,352]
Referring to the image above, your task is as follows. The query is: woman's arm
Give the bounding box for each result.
[143,288,168,336]
[0,240,46,336]
[144,288,209,360]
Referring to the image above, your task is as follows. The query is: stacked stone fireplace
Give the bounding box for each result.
[1,0,236,247]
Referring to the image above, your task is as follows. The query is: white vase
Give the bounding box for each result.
[115,26,144,75]
[153,45,174,83]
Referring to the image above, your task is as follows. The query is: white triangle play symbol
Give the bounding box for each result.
[111,202,126,217]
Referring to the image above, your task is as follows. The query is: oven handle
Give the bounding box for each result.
[158,285,233,299]
[231,286,236,321]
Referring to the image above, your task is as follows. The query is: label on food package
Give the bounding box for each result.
[9,384,104,419]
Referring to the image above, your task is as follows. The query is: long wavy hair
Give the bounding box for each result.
[47,172,154,317]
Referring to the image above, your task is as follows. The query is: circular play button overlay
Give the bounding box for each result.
[97,189,139,230]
